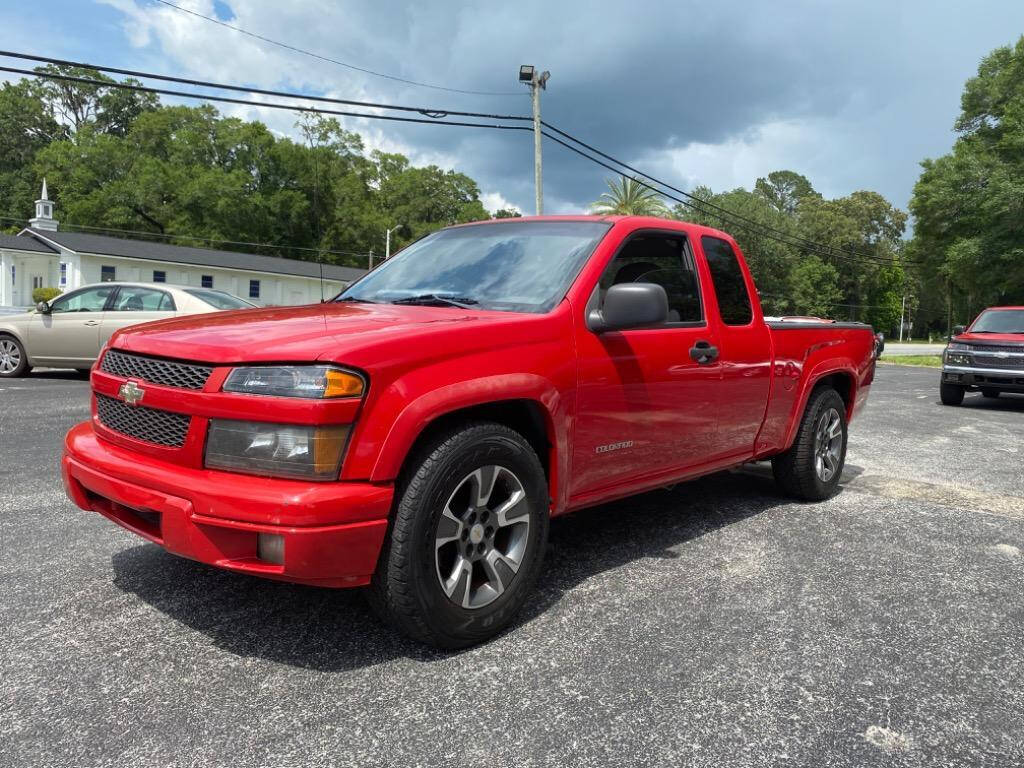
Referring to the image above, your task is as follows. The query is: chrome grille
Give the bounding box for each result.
[966,344,1024,354]
[96,394,191,447]
[101,350,213,390]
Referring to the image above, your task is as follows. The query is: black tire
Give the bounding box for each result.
[981,388,1000,399]
[940,382,965,406]
[0,334,30,378]
[772,387,848,501]
[368,421,549,649]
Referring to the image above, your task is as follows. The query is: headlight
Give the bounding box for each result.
[223,366,364,399]
[205,420,350,480]
[946,343,968,352]
[945,350,972,365]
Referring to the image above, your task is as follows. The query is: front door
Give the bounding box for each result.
[28,284,117,365]
[570,232,720,498]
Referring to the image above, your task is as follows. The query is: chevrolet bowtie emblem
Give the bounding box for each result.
[118,380,145,406]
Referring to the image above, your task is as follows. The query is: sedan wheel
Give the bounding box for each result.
[0,337,28,377]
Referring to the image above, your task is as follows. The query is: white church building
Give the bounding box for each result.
[0,182,366,308]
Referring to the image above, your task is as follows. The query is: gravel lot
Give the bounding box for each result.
[2,365,1023,767]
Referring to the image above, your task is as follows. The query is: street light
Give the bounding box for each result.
[519,64,550,216]
[385,224,403,260]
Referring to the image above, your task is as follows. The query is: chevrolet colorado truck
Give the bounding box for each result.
[62,216,877,648]
[940,306,1024,405]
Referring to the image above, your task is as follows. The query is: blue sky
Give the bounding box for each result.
[2,1,1023,219]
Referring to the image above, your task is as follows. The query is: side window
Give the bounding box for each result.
[111,286,176,312]
[701,236,753,325]
[598,234,702,324]
[100,265,116,282]
[49,285,116,313]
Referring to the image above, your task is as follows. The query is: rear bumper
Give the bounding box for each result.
[942,365,1024,392]
[62,421,393,587]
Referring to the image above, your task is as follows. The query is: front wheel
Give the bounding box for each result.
[368,422,549,648]
[940,382,965,406]
[0,336,29,378]
[772,387,848,501]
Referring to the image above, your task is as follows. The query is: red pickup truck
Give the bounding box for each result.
[941,306,1024,405]
[62,216,876,647]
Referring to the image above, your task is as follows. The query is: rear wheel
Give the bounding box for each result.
[0,336,29,378]
[940,382,965,406]
[772,387,848,501]
[368,421,549,648]
[981,388,1001,399]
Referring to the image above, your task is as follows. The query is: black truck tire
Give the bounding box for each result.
[368,421,549,649]
[940,382,965,406]
[772,387,848,501]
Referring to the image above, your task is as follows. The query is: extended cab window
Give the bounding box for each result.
[702,235,753,325]
[599,234,701,324]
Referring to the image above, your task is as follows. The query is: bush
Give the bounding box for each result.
[32,286,62,304]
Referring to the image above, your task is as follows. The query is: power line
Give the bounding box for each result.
[0,50,531,122]
[4,52,916,270]
[153,0,523,98]
[0,64,534,133]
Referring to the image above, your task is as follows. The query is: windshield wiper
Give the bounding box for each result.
[335,296,380,304]
[388,293,479,308]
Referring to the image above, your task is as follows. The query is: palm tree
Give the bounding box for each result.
[590,176,668,216]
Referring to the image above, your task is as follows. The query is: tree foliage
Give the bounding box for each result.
[909,35,1024,329]
[591,176,668,216]
[0,71,492,266]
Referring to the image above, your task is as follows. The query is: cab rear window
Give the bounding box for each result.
[702,236,753,325]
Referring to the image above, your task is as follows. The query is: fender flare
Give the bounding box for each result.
[368,373,568,507]
[780,362,859,451]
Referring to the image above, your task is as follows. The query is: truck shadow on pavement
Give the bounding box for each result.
[110,470,804,671]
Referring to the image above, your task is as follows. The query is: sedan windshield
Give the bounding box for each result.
[337,220,611,313]
[971,309,1024,334]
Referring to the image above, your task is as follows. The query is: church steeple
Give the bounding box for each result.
[30,178,58,231]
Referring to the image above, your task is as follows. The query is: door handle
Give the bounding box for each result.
[83,320,100,326]
[689,340,719,364]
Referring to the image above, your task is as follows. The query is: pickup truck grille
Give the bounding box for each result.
[101,350,213,390]
[965,343,1024,354]
[973,354,1024,369]
[95,394,191,447]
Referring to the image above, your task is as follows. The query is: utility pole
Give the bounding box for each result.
[899,294,906,342]
[385,225,402,260]
[368,249,374,271]
[519,65,550,215]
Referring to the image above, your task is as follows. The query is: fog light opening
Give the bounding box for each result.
[257,533,285,565]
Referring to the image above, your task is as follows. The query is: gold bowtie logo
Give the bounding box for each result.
[118,380,145,406]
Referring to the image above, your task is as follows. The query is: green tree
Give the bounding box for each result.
[493,208,522,219]
[754,170,818,215]
[591,176,668,216]
[909,35,1024,328]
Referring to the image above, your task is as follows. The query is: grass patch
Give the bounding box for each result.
[879,355,942,368]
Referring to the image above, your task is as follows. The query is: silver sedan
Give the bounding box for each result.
[0,282,255,377]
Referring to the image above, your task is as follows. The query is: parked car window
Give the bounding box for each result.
[184,289,256,310]
[598,234,702,324]
[49,285,116,313]
[110,286,175,312]
[702,236,753,325]
[339,220,612,313]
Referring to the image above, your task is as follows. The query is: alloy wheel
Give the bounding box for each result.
[434,465,531,610]
[813,407,844,482]
[0,340,21,374]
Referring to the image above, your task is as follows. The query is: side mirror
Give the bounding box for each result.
[588,283,669,333]
[35,301,51,314]
[874,332,885,359]
[952,325,966,336]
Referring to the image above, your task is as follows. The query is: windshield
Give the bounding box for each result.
[185,288,256,310]
[337,220,612,313]
[970,309,1024,334]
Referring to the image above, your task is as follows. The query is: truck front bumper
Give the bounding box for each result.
[62,421,393,587]
[942,365,1024,393]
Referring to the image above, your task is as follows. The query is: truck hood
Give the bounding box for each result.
[112,302,504,364]
[954,332,1024,345]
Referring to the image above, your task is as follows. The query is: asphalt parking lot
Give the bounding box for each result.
[2,365,1023,767]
